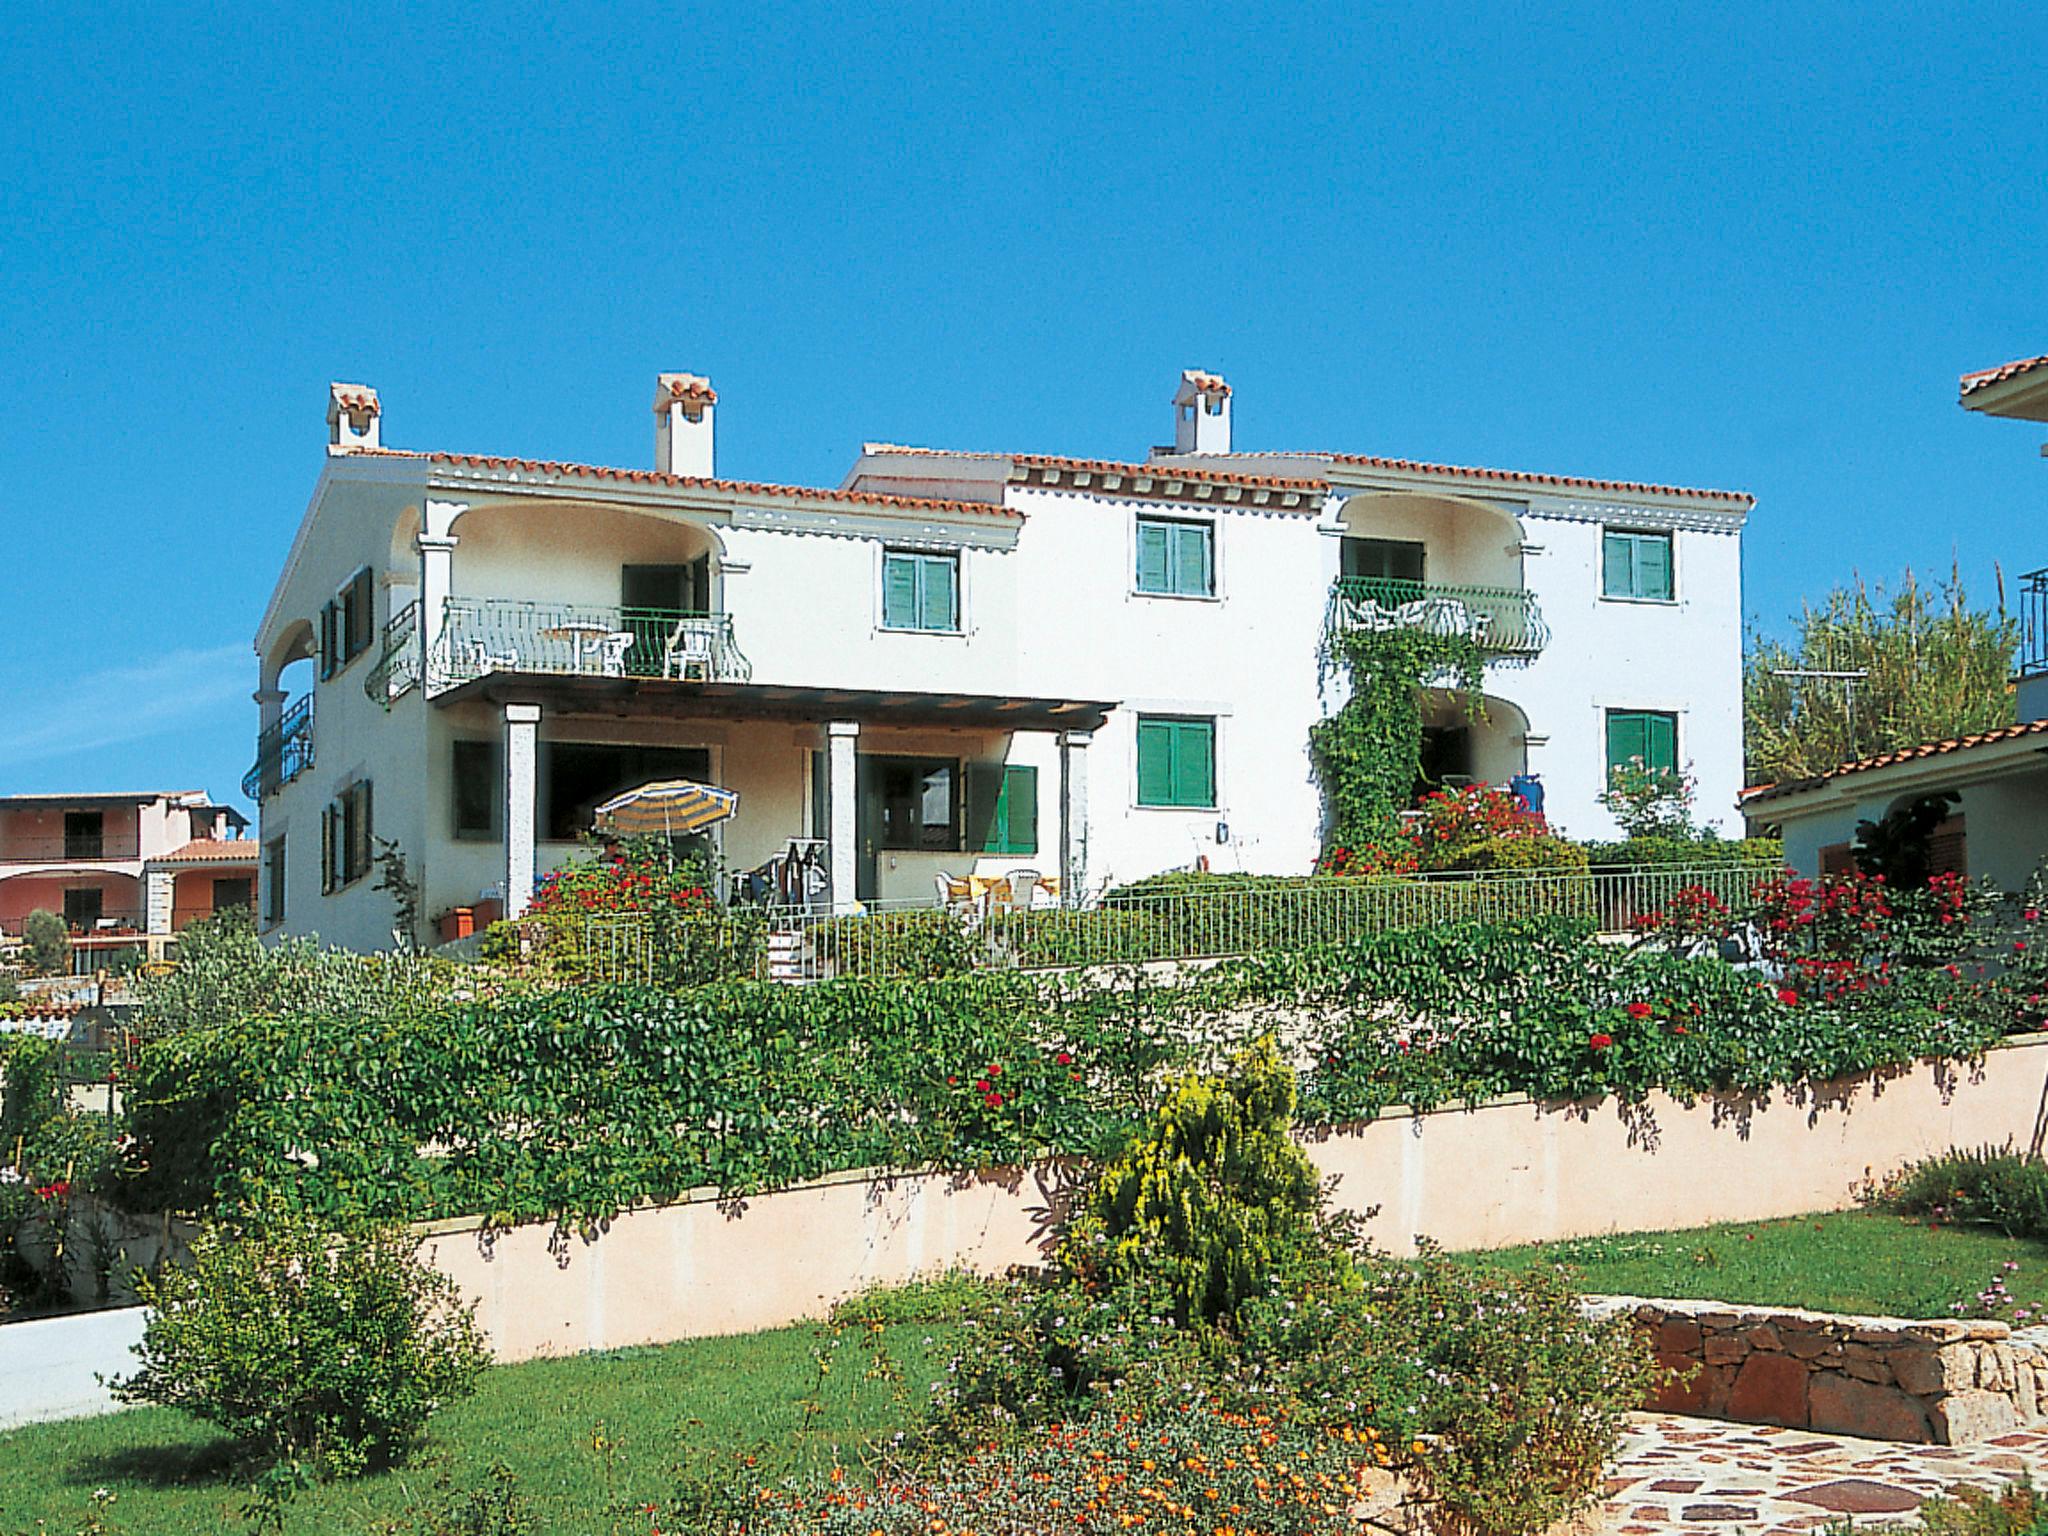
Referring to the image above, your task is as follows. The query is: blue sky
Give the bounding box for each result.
[1,2,2041,810]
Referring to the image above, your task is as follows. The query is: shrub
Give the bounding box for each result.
[112,1204,489,1476]
[1886,1478,2048,1536]
[1579,834,1784,870]
[1599,759,1700,840]
[811,908,980,978]
[1453,832,1591,873]
[21,909,69,977]
[523,840,764,984]
[1061,1037,1329,1326]
[1866,1147,2048,1238]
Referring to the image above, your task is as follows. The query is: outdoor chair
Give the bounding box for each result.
[597,631,634,675]
[465,638,519,675]
[1007,869,1044,909]
[664,619,716,680]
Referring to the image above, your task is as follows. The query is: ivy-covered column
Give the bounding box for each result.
[827,720,860,913]
[1059,729,1091,906]
[503,702,542,918]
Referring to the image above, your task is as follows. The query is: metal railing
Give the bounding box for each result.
[0,836,145,865]
[1327,577,1550,657]
[2019,568,2048,680]
[241,694,315,801]
[584,863,1767,984]
[366,599,421,706]
[425,599,753,694]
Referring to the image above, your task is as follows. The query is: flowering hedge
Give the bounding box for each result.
[120,912,2018,1230]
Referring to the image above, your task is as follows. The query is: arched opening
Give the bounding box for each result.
[1336,491,1526,592]
[1415,689,1533,804]
[448,502,725,612]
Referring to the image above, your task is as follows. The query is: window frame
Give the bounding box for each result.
[323,780,374,893]
[867,754,962,852]
[262,836,286,926]
[451,738,503,841]
[320,566,379,679]
[1134,715,1219,810]
[878,548,962,634]
[1603,709,1680,780]
[1600,528,1676,604]
[1133,514,1217,600]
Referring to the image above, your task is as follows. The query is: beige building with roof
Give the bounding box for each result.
[1743,351,2048,886]
[250,370,1750,951]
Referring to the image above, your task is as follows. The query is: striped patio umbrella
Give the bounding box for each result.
[592,780,740,838]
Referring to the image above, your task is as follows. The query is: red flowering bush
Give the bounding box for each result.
[518,836,761,985]
[1319,785,1581,878]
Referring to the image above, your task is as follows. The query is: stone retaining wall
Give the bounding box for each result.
[1589,1295,2048,1444]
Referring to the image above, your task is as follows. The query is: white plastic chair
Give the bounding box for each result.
[466,639,518,675]
[598,631,634,675]
[664,619,716,680]
[1007,869,1044,909]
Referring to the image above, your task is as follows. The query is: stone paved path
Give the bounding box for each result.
[1598,1413,2048,1532]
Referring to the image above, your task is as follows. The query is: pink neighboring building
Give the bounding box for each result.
[0,791,254,965]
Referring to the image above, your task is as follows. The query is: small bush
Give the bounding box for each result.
[1061,1036,1329,1326]
[113,1205,490,1476]
[22,909,69,977]
[1867,1147,2048,1238]
[1894,1477,2047,1536]
[1452,832,1591,873]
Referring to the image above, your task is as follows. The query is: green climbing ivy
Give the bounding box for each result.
[1310,624,1486,854]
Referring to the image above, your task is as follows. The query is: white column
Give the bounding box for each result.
[827,720,860,913]
[1059,730,1092,907]
[255,686,286,736]
[504,703,542,918]
[144,868,176,937]
[418,531,458,686]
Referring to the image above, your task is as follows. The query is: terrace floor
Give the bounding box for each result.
[1599,1412,2048,1532]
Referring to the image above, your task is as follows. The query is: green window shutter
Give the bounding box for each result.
[1637,535,1673,600]
[319,602,337,680]
[1170,523,1212,596]
[1136,719,1176,805]
[1645,713,1678,775]
[920,554,958,631]
[356,781,374,880]
[882,554,919,629]
[966,762,1006,851]
[1003,766,1037,854]
[320,806,334,893]
[1136,520,1170,593]
[1606,712,1647,774]
[1171,720,1215,807]
[1601,532,1632,598]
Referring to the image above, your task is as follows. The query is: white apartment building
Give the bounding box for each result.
[249,371,1751,951]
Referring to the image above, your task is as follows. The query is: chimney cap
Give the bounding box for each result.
[1176,369,1231,401]
[654,372,718,411]
[328,382,381,419]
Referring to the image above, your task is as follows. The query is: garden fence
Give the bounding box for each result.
[583,862,1763,984]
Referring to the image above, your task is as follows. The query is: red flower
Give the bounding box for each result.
[1776,987,1799,1006]
[986,1063,1001,1077]
[1672,1023,1689,1036]
[1054,1051,1072,1066]
[974,1078,991,1092]
[984,1091,1004,1109]
[1587,1033,1614,1051]
[1625,1001,1653,1020]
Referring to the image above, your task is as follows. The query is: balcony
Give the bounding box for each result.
[2019,568,2048,680]
[243,694,315,801]
[1325,577,1549,658]
[425,599,753,696]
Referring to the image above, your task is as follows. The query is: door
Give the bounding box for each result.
[855,758,883,902]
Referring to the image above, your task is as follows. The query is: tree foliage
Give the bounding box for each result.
[1745,567,2017,785]
[21,910,69,978]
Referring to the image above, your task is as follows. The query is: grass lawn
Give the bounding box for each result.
[1462,1208,2048,1319]
[0,1320,953,1535]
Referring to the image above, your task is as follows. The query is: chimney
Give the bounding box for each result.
[654,373,717,477]
[327,383,381,452]
[1171,369,1232,455]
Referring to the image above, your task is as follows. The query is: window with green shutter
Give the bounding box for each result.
[968,764,1038,854]
[881,550,961,632]
[1135,716,1217,808]
[1134,516,1214,597]
[1601,529,1675,601]
[1605,710,1678,777]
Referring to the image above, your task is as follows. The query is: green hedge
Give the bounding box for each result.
[120,919,2011,1232]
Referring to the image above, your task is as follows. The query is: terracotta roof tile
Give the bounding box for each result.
[154,839,260,865]
[1959,353,2048,398]
[329,383,380,416]
[860,445,1321,495]
[1741,718,2048,806]
[654,372,718,406]
[1313,452,1753,506]
[1180,369,1232,397]
[341,448,1022,520]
